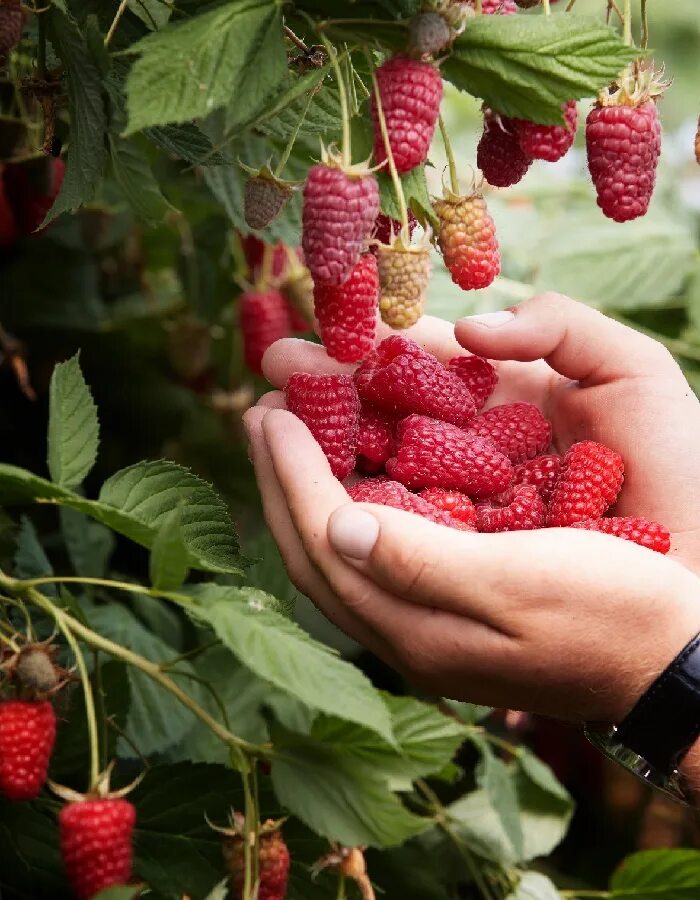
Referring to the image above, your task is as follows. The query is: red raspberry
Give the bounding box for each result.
[285,373,360,479]
[314,253,379,363]
[468,0,518,12]
[371,56,443,174]
[240,236,288,280]
[302,163,379,285]
[348,477,464,529]
[469,402,551,464]
[387,414,512,497]
[548,440,624,527]
[59,798,136,900]
[0,173,18,248]
[571,516,670,554]
[357,407,395,474]
[355,335,477,427]
[3,156,65,234]
[477,111,532,187]
[434,192,500,291]
[371,209,417,246]
[586,100,661,222]
[476,484,546,532]
[516,100,578,162]
[239,289,291,375]
[419,487,477,530]
[0,700,56,801]
[448,355,498,410]
[0,0,25,57]
[225,822,290,900]
[512,454,562,503]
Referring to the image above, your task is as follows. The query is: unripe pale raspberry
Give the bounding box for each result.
[225,822,290,900]
[408,11,453,56]
[434,192,500,290]
[476,484,546,532]
[516,100,578,162]
[469,402,551,464]
[477,111,532,187]
[0,700,56,801]
[244,175,292,231]
[0,0,25,58]
[371,55,443,174]
[548,440,624,526]
[420,487,477,530]
[349,477,464,529]
[315,253,379,363]
[239,289,291,375]
[571,516,670,554]
[302,163,379,285]
[357,406,395,473]
[376,243,431,328]
[512,454,562,504]
[448,355,498,410]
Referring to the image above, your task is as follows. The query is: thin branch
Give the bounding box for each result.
[104,0,130,47]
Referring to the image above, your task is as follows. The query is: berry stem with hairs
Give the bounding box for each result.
[275,83,317,178]
[622,0,632,45]
[439,114,460,195]
[317,32,352,167]
[640,0,649,48]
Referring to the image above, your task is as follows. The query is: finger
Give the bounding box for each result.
[257,390,286,409]
[262,339,355,389]
[376,314,464,363]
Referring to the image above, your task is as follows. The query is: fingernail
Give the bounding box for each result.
[461,310,515,328]
[328,506,379,561]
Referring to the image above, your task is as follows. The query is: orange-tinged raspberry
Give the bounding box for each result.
[435,192,500,291]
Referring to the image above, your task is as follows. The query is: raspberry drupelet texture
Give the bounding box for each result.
[376,243,431,328]
[357,407,395,473]
[348,478,466,529]
[355,335,477,427]
[302,164,379,285]
[387,414,513,497]
[448,355,498,410]
[548,440,624,526]
[244,176,292,231]
[371,56,443,174]
[285,373,360,479]
[469,402,552,464]
[434,193,500,291]
[239,289,291,375]
[476,484,546,532]
[477,112,532,187]
[0,700,56,801]
[516,100,578,162]
[586,100,662,222]
[513,454,562,503]
[420,487,477,530]
[314,253,379,363]
[59,798,136,900]
[225,823,290,900]
[571,516,671,554]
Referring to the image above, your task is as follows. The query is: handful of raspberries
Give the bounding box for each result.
[284,335,670,555]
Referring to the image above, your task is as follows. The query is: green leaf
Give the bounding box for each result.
[59,507,115,579]
[149,505,189,590]
[183,583,293,619]
[125,0,287,135]
[109,135,174,225]
[442,699,493,725]
[507,872,561,900]
[14,516,56,598]
[47,352,99,489]
[476,748,524,861]
[240,65,331,133]
[378,165,438,229]
[145,123,229,165]
[127,0,173,30]
[611,849,700,899]
[443,15,638,124]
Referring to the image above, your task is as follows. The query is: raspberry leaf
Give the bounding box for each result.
[47,352,99,490]
[149,505,189,591]
[378,165,438,229]
[609,848,700,898]
[144,123,229,166]
[109,135,174,226]
[126,0,172,31]
[507,872,561,900]
[14,516,57,598]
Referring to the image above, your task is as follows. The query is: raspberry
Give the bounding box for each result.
[469,402,551,464]
[516,100,578,162]
[0,172,18,249]
[477,111,532,187]
[387,414,512,497]
[357,407,395,473]
[3,156,64,234]
[355,335,476,427]
[408,11,453,56]
[512,454,562,503]
[476,484,546,532]
[371,209,417,246]
[244,174,292,231]
[548,440,624,527]
[224,821,290,900]
[469,0,518,12]
[586,100,661,222]
[0,700,56,801]
[239,289,291,375]
[314,253,379,363]
[348,477,463,529]
[281,248,313,330]
[377,243,431,328]
[285,373,360,479]
[371,55,443,174]
[419,487,477,529]
[448,355,498,410]
[240,236,288,280]
[0,0,25,58]
[571,516,670,554]
[302,162,379,285]
[59,798,136,900]
[434,191,500,291]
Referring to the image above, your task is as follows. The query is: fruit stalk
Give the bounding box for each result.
[368,55,409,232]
[623,0,632,45]
[438,114,460,195]
[317,32,351,168]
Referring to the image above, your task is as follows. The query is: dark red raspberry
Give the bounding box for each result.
[59,798,136,900]
[548,440,624,527]
[371,55,443,174]
[420,487,477,530]
[476,484,546,532]
[3,156,64,235]
[240,236,288,280]
[516,100,578,162]
[512,454,562,503]
[0,700,56,801]
[469,402,551,464]
[469,0,518,12]
[448,355,498,410]
[348,478,463,529]
[285,373,360,479]
[387,414,512,497]
[357,407,395,473]
[302,163,379,285]
[571,516,670,554]
[0,0,26,58]
[586,100,661,222]
[477,111,532,187]
[314,253,379,363]
[371,209,417,246]
[434,191,500,291]
[225,821,290,900]
[239,289,291,375]
[355,335,477,427]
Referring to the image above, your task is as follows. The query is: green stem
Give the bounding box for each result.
[640,0,649,48]
[317,33,351,167]
[368,55,408,232]
[622,0,632,44]
[93,650,109,772]
[104,0,129,47]
[15,575,194,607]
[439,115,459,195]
[0,630,20,653]
[275,88,315,177]
[337,874,347,900]
[475,0,483,13]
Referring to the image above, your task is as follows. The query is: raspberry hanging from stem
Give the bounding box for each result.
[438,113,459,195]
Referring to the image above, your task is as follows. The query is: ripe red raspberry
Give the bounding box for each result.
[469,402,551,464]
[371,209,417,246]
[419,487,477,530]
[448,355,498,410]
[387,414,512,497]
[571,516,670,554]
[0,0,25,58]
[3,156,65,234]
[355,335,476,427]
[512,454,562,503]
[239,289,291,375]
[548,440,624,527]
[0,172,18,249]
[224,822,290,900]
[349,477,464,529]
[59,798,136,900]
[468,0,518,11]
[477,111,532,187]
[0,700,56,801]
[516,100,578,162]
[302,162,379,285]
[314,253,379,363]
[357,407,395,473]
[434,191,500,290]
[586,100,661,222]
[285,373,360,479]
[476,484,546,532]
[371,55,443,174]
